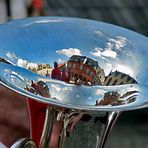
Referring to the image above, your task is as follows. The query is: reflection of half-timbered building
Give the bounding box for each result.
[67,55,105,85]
[104,71,138,86]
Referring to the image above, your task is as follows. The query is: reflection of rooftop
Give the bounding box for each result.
[69,55,98,70]
[104,71,138,86]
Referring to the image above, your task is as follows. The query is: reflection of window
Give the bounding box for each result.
[85,59,98,70]
[90,71,94,77]
[80,57,85,63]
[83,67,86,72]
[47,64,50,68]
[38,65,42,70]
[74,58,79,62]
[106,78,112,86]
[126,76,131,82]
[112,79,118,85]
[132,79,137,84]
[119,81,124,85]
[69,56,86,63]
[74,73,78,78]
[121,74,126,79]
[97,71,100,75]
[86,68,90,74]
[79,64,83,70]
[68,63,72,68]
[72,64,76,69]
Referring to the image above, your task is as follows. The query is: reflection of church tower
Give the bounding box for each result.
[104,71,137,86]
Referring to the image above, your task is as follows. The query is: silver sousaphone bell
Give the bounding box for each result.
[0,17,148,148]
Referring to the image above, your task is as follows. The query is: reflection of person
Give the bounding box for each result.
[46,70,50,78]
[77,76,83,84]
[66,68,71,83]
[61,67,71,83]
[51,62,61,80]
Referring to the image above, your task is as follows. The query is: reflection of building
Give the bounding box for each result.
[96,91,121,106]
[66,55,105,85]
[96,90,138,106]
[95,66,105,85]
[37,64,52,76]
[104,71,138,86]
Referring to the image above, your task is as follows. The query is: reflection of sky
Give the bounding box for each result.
[0,17,148,83]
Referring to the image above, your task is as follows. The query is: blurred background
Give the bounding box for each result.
[0,0,148,148]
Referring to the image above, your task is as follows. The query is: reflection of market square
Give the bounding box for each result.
[30,55,137,87]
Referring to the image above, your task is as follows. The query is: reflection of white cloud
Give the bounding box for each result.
[105,42,113,50]
[104,63,114,75]
[116,64,134,77]
[56,48,82,57]
[108,36,127,50]
[91,36,127,59]
[51,84,61,92]
[101,50,117,58]
[94,31,104,36]
[17,59,28,68]
[6,51,17,60]
[90,47,117,58]
[90,48,102,57]
[23,19,63,27]
[17,59,38,70]
[96,89,105,96]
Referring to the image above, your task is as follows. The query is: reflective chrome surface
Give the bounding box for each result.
[0,17,148,111]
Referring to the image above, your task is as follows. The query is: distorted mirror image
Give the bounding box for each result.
[0,16,148,148]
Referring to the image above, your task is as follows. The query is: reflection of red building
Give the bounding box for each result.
[96,91,120,106]
[65,55,105,85]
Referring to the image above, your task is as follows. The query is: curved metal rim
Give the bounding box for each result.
[1,80,147,112]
